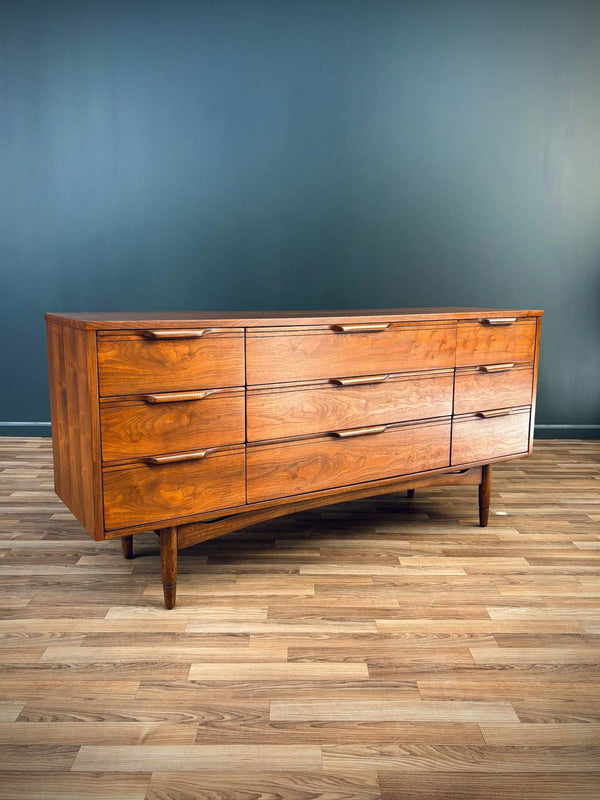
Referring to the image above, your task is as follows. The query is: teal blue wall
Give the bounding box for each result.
[1,1,599,437]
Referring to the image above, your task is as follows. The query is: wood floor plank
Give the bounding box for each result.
[377,772,600,799]
[321,743,600,772]
[72,744,322,771]
[0,620,188,632]
[299,565,468,575]
[186,621,379,633]
[513,701,600,723]
[0,772,150,800]
[134,679,419,703]
[470,646,600,664]
[418,679,600,701]
[188,662,369,680]
[192,720,485,745]
[270,700,519,722]
[0,744,78,770]
[376,619,584,633]
[105,605,268,620]
[146,771,381,800]
[40,643,288,663]
[480,723,600,745]
[487,607,600,619]
[0,721,198,745]
[0,681,140,700]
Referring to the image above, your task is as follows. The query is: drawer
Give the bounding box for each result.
[456,316,536,367]
[247,369,454,441]
[454,363,533,415]
[97,329,244,397]
[246,322,456,385]
[100,388,245,463]
[451,406,531,466]
[247,418,451,504]
[103,445,245,530]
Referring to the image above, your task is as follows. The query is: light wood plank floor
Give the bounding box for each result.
[0,437,599,799]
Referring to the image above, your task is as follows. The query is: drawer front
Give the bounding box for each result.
[247,370,454,442]
[103,446,245,530]
[451,407,531,465]
[97,330,244,396]
[456,317,536,367]
[100,388,245,463]
[247,418,451,504]
[454,364,533,415]
[246,323,456,385]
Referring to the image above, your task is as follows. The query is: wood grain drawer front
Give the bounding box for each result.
[246,323,456,385]
[454,364,534,415]
[97,329,244,397]
[247,418,451,504]
[451,406,531,466]
[103,446,245,531]
[247,370,454,442]
[456,317,536,367]
[100,388,245,463]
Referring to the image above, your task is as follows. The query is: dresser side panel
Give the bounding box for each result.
[528,315,542,453]
[46,321,103,538]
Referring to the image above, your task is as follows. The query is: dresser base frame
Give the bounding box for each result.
[120,464,491,609]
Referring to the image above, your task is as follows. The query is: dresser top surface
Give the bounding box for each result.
[46,307,543,330]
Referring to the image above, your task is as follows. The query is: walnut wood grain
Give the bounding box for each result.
[120,535,133,559]
[479,464,492,527]
[159,527,178,610]
[45,308,543,601]
[247,371,454,441]
[45,307,544,330]
[100,388,244,462]
[102,446,246,530]
[97,330,244,396]
[176,466,482,550]
[454,364,533,415]
[529,316,543,453]
[246,323,456,385]
[452,407,531,465]
[456,317,536,367]
[247,418,451,504]
[45,321,103,538]
[102,449,532,539]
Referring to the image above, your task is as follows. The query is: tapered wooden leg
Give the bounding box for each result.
[121,535,133,559]
[479,464,492,527]
[407,489,415,499]
[159,527,178,609]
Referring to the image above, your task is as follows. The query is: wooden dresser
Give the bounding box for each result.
[45,308,543,608]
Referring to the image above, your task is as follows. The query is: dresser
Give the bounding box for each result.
[45,308,543,608]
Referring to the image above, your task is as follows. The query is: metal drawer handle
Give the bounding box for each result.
[478,363,515,373]
[331,323,390,333]
[144,449,214,465]
[331,424,387,438]
[480,317,517,326]
[477,408,513,419]
[141,329,218,339]
[142,390,215,404]
[330,374,389,387]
